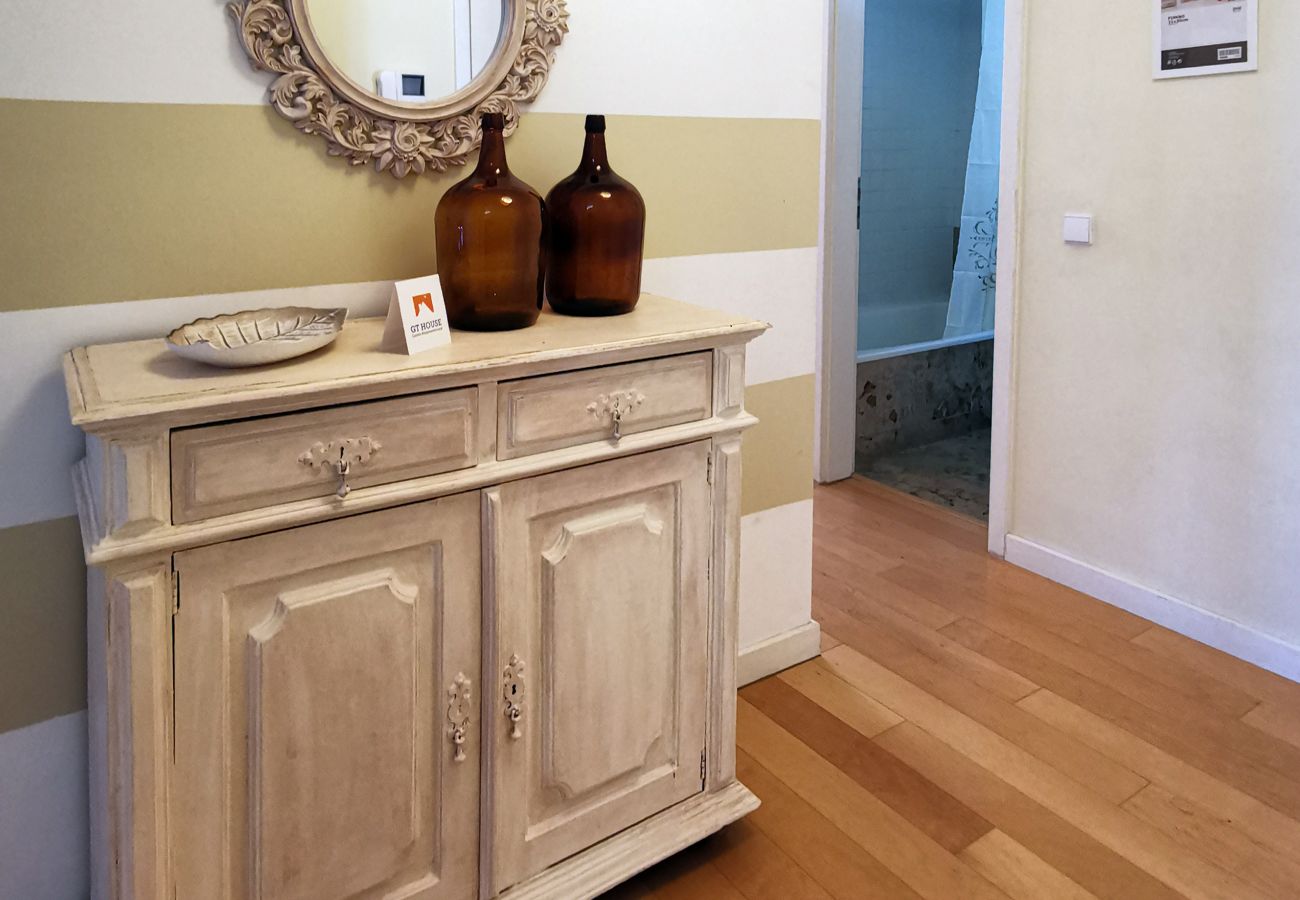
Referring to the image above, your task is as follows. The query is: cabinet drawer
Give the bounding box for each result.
[497,353,713,459]
[171,389,477,523]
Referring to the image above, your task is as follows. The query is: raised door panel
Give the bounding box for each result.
[247,573,418,900]
[487,443,712,893]
[173,493,481,900]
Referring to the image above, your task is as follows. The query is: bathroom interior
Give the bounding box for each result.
[855,0,1003,520]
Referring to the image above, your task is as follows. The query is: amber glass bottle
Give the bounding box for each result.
[545,115,646,316]
[435,112,546,331]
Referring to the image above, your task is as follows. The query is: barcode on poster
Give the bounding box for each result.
[1218,46,1244,61]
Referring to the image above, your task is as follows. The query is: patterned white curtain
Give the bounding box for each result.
[945,0,1004,338]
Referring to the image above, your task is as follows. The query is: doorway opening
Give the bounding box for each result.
[820,0,1013,533]
[856,0,1001,520]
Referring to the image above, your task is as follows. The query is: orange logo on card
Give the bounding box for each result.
[412,293,435,317]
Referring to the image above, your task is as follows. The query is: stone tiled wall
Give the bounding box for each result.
[855,339,993,466]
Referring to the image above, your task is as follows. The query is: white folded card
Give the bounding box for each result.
[383,274,452,354]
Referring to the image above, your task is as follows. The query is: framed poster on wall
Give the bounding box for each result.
[1154,0,1259,79]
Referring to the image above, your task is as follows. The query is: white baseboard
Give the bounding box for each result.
[1005,535,1300,684]
[737,620,822,687]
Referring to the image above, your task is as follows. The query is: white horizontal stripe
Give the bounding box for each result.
[642,247,818,388]
[0,0,267,105]
[738,499,814,650]
[530,0,825,120]
[0,712,89,900]
[0,249,815,529]
[0,0,823,120]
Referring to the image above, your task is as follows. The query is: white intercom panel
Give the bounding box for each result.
[376,71,428,103]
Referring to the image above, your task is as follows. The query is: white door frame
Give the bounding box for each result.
[985,0,1025,556]
[816,0,1025,557]
[814,0,864,486]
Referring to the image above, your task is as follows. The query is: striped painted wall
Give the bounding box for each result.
[0,2,825,895]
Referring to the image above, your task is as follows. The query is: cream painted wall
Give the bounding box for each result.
[1010,1,1300,650]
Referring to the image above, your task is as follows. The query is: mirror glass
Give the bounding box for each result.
[305,0,508,106]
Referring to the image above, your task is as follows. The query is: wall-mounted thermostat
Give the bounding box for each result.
[376,71,428,103]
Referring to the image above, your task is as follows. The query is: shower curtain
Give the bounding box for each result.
[944,0,1004,338]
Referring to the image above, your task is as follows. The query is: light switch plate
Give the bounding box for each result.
[1063,214,1093,244]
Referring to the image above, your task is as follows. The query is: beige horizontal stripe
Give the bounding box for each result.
[741,374,816,516]
[0,102,820,313]
[0,517,86,735]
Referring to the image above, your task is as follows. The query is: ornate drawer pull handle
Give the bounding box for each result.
[587,390,645,442]
[503,654,525,740]
[333,453,351,498]
[446,673,472,763]
[298,437,382,499]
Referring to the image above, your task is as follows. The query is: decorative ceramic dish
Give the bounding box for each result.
[165,307,347,368]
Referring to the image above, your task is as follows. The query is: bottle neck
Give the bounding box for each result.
[579,132,611,176]
[475,127,510,179]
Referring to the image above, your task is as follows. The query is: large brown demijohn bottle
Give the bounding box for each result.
[435,112,546,331]
[545,115,646,316]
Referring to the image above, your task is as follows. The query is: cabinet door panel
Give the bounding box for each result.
[488,443,711,892]
[540,501,675,801]
[173,493,481,900]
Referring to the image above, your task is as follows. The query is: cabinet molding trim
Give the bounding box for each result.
[94,557,173,900]
[82,413,756,567]
[479,488,503,900]
[707,437,743,789]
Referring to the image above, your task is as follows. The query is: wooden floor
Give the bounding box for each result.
[601,477,1300,900]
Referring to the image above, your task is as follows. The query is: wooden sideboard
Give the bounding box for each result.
[63,295,765,900]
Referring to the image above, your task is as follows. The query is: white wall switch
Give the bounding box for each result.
[1063,214,1093,245]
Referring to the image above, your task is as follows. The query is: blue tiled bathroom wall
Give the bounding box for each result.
[859,0,983,352]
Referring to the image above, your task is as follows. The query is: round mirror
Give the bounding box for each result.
[227,0,568,177]
[303,0,508,108]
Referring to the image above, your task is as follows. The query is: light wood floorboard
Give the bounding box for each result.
[604,478,1300,899]
[958,829,1099,900]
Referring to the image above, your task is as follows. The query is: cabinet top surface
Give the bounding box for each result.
[64,295,766,428]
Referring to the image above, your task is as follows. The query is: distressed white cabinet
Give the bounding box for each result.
[64,295,764,900]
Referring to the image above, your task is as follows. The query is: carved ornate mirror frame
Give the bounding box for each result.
[227,0,569,177]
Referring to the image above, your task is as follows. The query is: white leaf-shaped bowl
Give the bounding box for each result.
[165,307,348,368]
